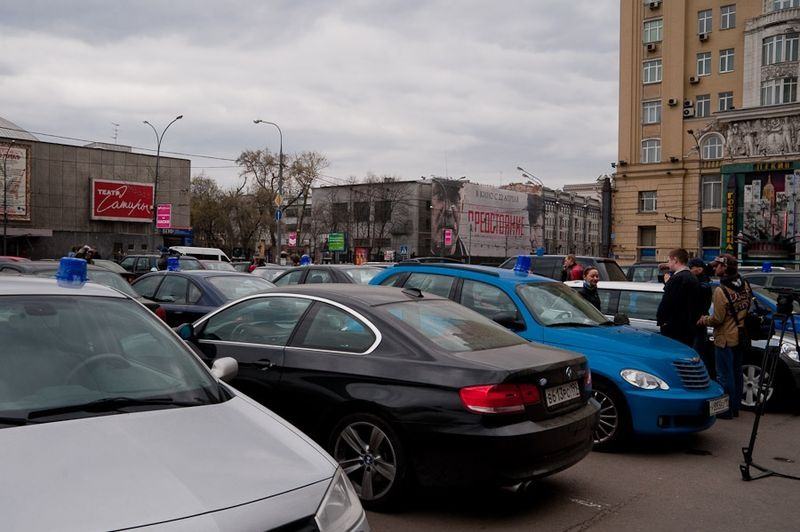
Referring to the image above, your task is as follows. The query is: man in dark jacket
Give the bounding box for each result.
[689,257,714,360]
[657,248,701,347]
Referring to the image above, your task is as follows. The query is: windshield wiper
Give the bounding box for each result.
[26,396,208,420]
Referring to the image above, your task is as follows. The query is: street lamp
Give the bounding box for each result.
[2,140,16,256]
[253,119,284,264]
[687,129,704,257]
[143,115,183,252]
[516,166,544,188]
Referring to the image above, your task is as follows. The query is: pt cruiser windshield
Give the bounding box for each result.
[516,282,610,327]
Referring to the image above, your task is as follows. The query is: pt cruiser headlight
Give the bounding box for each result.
[620,369,669,390]
[780,341,800,363]
[315,468,367,532]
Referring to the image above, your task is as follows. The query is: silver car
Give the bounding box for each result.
[0,276,369,531]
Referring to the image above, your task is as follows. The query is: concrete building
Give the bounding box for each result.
[1,117,190,259]
[615,1,800,265]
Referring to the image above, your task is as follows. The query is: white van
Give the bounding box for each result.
[168,246,231,263]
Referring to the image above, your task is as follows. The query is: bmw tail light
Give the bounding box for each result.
[155,306,167,321]
[459,383,541,414]
[584,368,592,392]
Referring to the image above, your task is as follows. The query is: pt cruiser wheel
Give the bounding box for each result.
[330,413,408,510]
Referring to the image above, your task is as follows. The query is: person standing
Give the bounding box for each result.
[656,248,701,347]
[689,257,713,360]
[698,255,751,418]
[577,266,601,311]
[561,255,584,281]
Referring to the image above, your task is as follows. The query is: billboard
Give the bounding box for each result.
[328,232,346,252]
[156,203,172,229]
[0,143,30,221]
[431,181,542,258]
[91,179,154,222]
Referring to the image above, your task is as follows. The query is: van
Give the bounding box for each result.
[168,246,231,263]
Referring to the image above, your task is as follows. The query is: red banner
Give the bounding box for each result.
[91,179,154,222]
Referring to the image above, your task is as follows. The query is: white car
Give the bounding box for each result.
[0,275,369,531]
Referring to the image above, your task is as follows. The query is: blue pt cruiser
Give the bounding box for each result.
[371,263,728,447]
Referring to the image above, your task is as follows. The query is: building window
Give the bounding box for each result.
[719,48,735,72]
[643,59,662,84]
[639,191,658,213]
[354,202,370,222]
[696,94,711,117]
[761,77,798,105]
[718,91,734,111]
[644,19,663,43]
[698,9,712,35]
[702,175,722,210]
[641,139,661,163]
[702,228,721,247]
[770,0,800,12]
[639,226,657,262]
[720,5,736,29]
[642,100,661,124]
[697,52,712,76]
[701,135,724,160]
[763,34,799,65]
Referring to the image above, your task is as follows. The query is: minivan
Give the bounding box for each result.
[169,246,231,263]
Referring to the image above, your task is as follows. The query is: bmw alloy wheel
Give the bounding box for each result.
[333,421,397,501]
[592,389,619,444]
[741,364,774,407]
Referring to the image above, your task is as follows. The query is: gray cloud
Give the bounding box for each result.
[1,0,619,189]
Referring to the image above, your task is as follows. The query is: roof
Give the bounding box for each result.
[0,261,113,273]
[0,275,126,297]
[387,262,553,283]
[151,270,251,278]
[741,271,800,276]
[265,284,448,307]
[0,117,38,141]
[564,280,663,292]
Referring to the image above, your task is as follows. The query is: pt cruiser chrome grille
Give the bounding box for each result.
[673,358,711,389]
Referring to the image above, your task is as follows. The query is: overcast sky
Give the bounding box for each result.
[1,0,619,190]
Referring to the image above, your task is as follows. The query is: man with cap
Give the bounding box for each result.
[656,248,701,348]
[689,257,714,363]
[698,254,752,418]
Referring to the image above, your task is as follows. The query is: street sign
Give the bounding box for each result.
[274,193,283,207]
[288,231,297,246]
[275,209,283,221]
[399,244,408,255]
[328,232,346,252]
[443,228,453,247]
[156,203,172,229]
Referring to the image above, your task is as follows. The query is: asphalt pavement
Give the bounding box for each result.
[367,407,800,531]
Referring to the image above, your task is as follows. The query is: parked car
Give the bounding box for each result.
[499,255,628,282]
[273,265,382,286]
[0,256,30,262]
[200,260,237,271]
[252,264,291,281]
[132,271,275,326]
[563,280,800,409]
[118,254,205,280]
[0,275,368,531]
[0,261,161,313]
[178,284,598,508]
[625,262,663,283]
[398,257,463,264]
[363,262,396,269]
[741,271,800,289]
[371,264,728,448]
[93,258,136,282]
[232,261,252,273]
[169,245,231,262]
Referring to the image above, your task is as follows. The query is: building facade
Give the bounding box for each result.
[615,0,800,264]
[1,118,190,259]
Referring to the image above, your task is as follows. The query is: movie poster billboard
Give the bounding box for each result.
[431,181,543,258]
[0,143,30,221]
[91,179,154,222]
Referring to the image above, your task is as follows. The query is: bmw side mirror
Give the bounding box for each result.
[211,357,238,382]
[176,323,194,340]
[613,313,630,326]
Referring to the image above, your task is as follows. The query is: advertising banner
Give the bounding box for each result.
[328,232,346,252]
[91,179,154,222]
[431,180,542,258]
[0,143,30,220]
[156,203,172,229]
[288,231,297,246]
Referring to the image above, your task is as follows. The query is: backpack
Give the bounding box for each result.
[721,280,770,345]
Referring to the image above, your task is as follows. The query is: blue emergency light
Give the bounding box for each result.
[56,257,88,288]
[762,262,772,273]
[300,254,311,266]
[514,255,531,275]
[167,256,181,271]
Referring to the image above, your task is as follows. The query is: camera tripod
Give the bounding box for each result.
[740,301,800,482]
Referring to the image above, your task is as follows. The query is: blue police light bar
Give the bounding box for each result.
[514,255,531,275]
[300,254,311,266]
[56,257,88,288]
[167,256,181,271]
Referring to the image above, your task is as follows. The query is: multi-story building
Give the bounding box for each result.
[615,1,800,265]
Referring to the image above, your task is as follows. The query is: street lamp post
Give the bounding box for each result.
[143,115,183,252]
[516,165,544,188]
[688,129,704,257]
[2,140,16,256]
[254,119,284,264]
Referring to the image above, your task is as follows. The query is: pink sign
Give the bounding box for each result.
[156,203,172,229]
[443,228,453,246]
[288,231,297,246]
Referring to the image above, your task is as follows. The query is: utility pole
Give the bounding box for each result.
[254,120,284,264]
[688,129,704,257]
[143,115,183,252]
[2,140,16,256]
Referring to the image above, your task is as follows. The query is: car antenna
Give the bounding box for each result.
[402,287,424,298]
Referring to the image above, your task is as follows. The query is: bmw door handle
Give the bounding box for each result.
[254,359,275,371]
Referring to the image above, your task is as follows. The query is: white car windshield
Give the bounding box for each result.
[342,267,380,285]
[517,282,610,327]
[0,296,223,427]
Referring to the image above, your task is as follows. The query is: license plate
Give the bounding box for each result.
[708,395,730,416]
[545,381,581,407]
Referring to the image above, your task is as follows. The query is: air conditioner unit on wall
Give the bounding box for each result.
[683,108,695,118]
[689,76,700,84]
[668,98,679,106]
[649,0,662,9]
[646,42,657,52]
[699,33,709,42]
[683,99,694,107]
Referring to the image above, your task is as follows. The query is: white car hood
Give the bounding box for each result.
[0,396,336,531]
